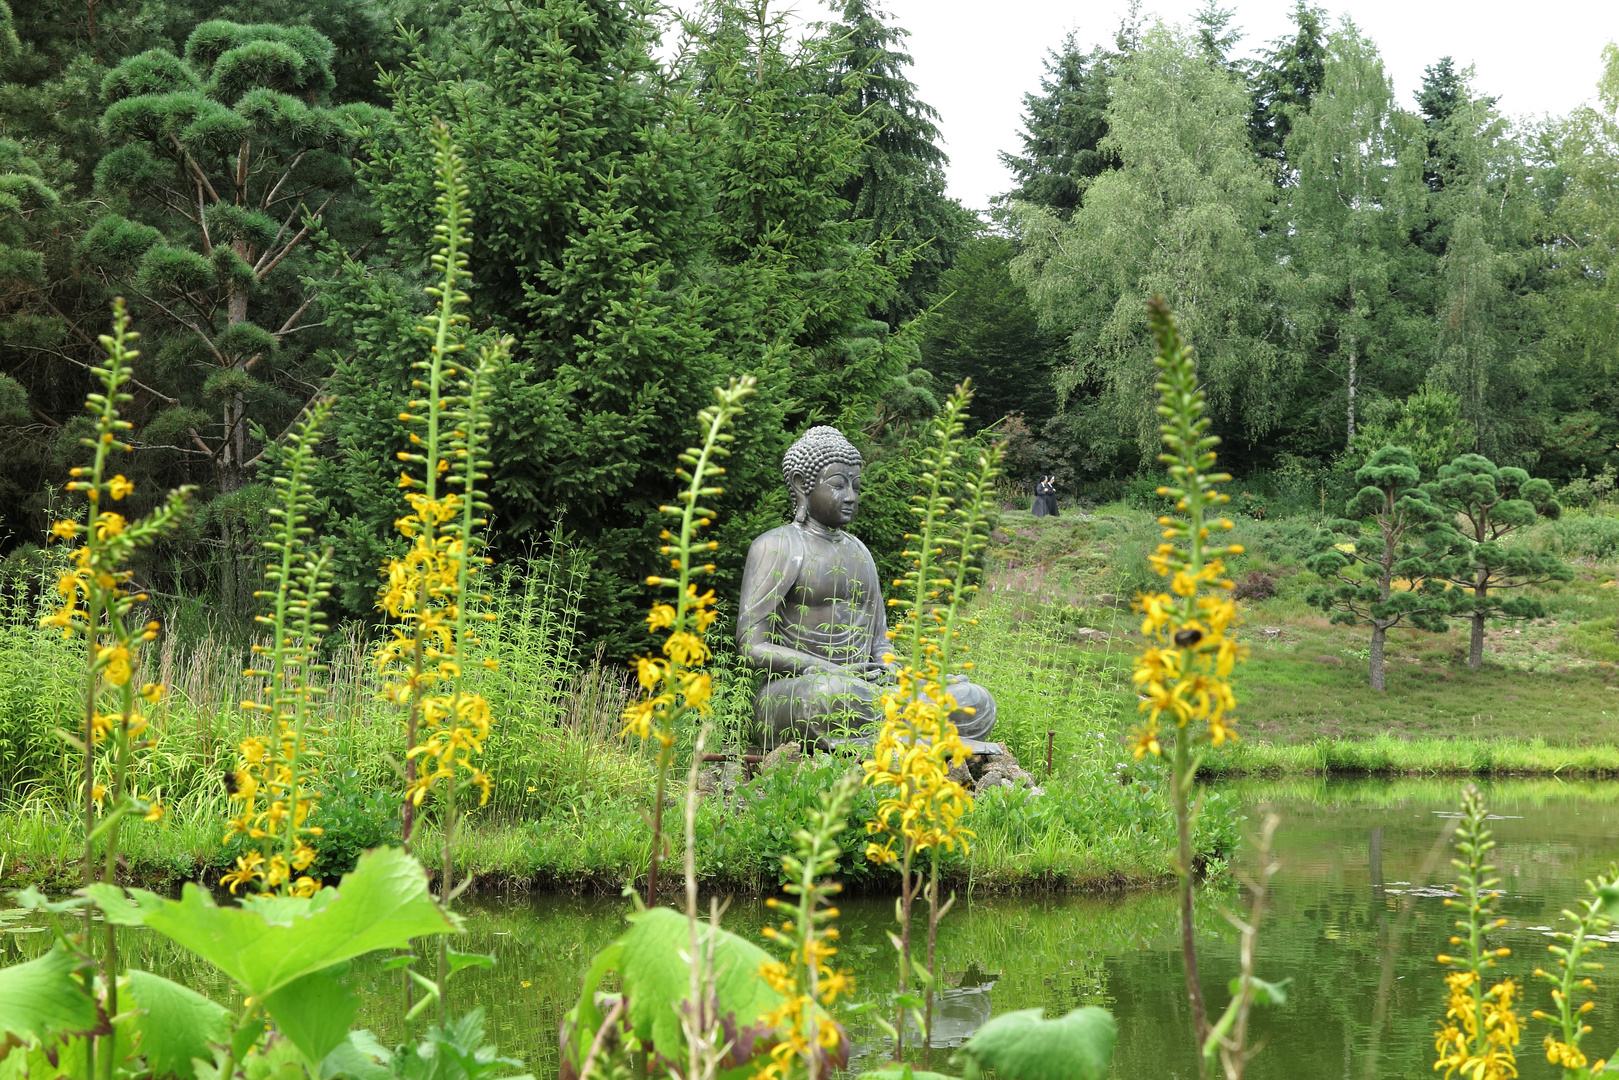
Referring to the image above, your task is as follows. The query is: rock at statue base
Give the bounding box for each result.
[760,742,804,773]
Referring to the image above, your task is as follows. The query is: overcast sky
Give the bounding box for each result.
[786,0,1619,211]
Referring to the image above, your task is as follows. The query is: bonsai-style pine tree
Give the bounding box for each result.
[1307,445,1458,690]
[1425,453,1573,667]
[81,20,383,612]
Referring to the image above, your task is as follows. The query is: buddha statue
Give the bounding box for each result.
[737,425,998,751]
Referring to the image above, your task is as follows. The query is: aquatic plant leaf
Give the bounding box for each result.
[86,848,459,998]
[617,908,783,1061]
[445,949,494,978]
[1228,975,1290,1007]
[261,965,357,1065]
[320,1030,393,1080]
[125,970,231,1080]
[951,1006,1115,1080]
[559,907,794,1078]
[0,945,104,1045]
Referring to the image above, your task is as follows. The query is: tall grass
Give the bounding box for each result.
[0,546,653,866]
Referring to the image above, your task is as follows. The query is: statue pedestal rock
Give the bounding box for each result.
[736,425,998,752]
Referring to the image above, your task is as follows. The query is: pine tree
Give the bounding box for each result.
[1425,454,1573,668]
[1306,445,1458,691]
[78,20,384,613]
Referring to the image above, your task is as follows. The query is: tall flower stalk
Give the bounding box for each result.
[222,399,334,898]
[862,382,998,1063]
[756,773,858,1080]
[1434,784,1520,1080]
[622,377,755,906]
[373,123,512,1020]
[1533,865,1619,1077]
[1130,298,1247,1077]
[41,299,191,1080]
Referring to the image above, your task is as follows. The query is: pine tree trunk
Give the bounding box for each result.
[1468,569,1488,669]
[1369,621,1387,691]
[219,271,250,618]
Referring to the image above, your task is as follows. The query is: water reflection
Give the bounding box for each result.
[9,777,1619,1078]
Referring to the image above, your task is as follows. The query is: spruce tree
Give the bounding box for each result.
[320,0,911,649]
[1306,445,1457,691]
[822,0,970,322]
[1000,31,1121,218]
[1425,454,1573,668]
[1246,1,1328,170]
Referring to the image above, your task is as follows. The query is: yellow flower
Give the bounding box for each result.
[99,645,132,686]
[1129,720,1162,758]
[646,603,675,630]
[143,801,164,822]
[107,475,134,500]
[94,512,127,540]
[50,520,78,540]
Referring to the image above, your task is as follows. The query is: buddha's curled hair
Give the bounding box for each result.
[783,426,863,524]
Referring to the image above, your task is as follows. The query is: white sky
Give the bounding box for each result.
[764,0,1619,211]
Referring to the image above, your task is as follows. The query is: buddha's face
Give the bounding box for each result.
[805,462,861,529]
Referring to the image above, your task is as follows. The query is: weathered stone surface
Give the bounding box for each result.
[760,742,804,773]
[737,425,998,750]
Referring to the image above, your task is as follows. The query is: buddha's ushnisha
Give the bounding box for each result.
[737,426,997,749]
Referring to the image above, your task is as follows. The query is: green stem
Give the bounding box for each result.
[1173,732,1208,1076]
[437,767,456,1026]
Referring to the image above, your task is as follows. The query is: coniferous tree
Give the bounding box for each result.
[320,0,912,648]
[920,233,1064,432]
[1246,1,1328,171]
[821,0,971,323]
[1000,29,1127,219]
[1306,445,1457,691]
[78,21,384,612]
[1425,454,1573,668]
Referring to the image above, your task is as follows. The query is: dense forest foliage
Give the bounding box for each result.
[2,0,1615,651]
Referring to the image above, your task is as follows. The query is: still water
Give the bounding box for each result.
[10,778,1619,1078]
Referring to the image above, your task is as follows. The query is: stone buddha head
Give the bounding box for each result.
[783,426,863,529]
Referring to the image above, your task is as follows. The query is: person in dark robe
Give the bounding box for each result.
[1032,475,1058,518]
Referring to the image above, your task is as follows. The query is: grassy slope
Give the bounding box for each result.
[986,499,1619,773]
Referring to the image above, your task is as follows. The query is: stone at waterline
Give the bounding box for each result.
[736,425,999,751]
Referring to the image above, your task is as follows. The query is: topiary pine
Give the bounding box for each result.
[1425,453,1574,668]
[82,20,385,616]
[1306,444,1460,691]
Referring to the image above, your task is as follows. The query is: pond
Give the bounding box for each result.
[9,777,1619,1079]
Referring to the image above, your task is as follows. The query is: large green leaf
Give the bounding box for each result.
[0,945,104,1045]
[260,965,358,1065]
[320,1030,393,1080]
[560,908,796,1078]
[125,970,231,1080]
[85,847,459,998]
[951,1006,1115,1080]
[616,908,783,1061]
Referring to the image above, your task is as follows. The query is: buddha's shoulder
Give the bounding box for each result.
[745,523,803,557]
